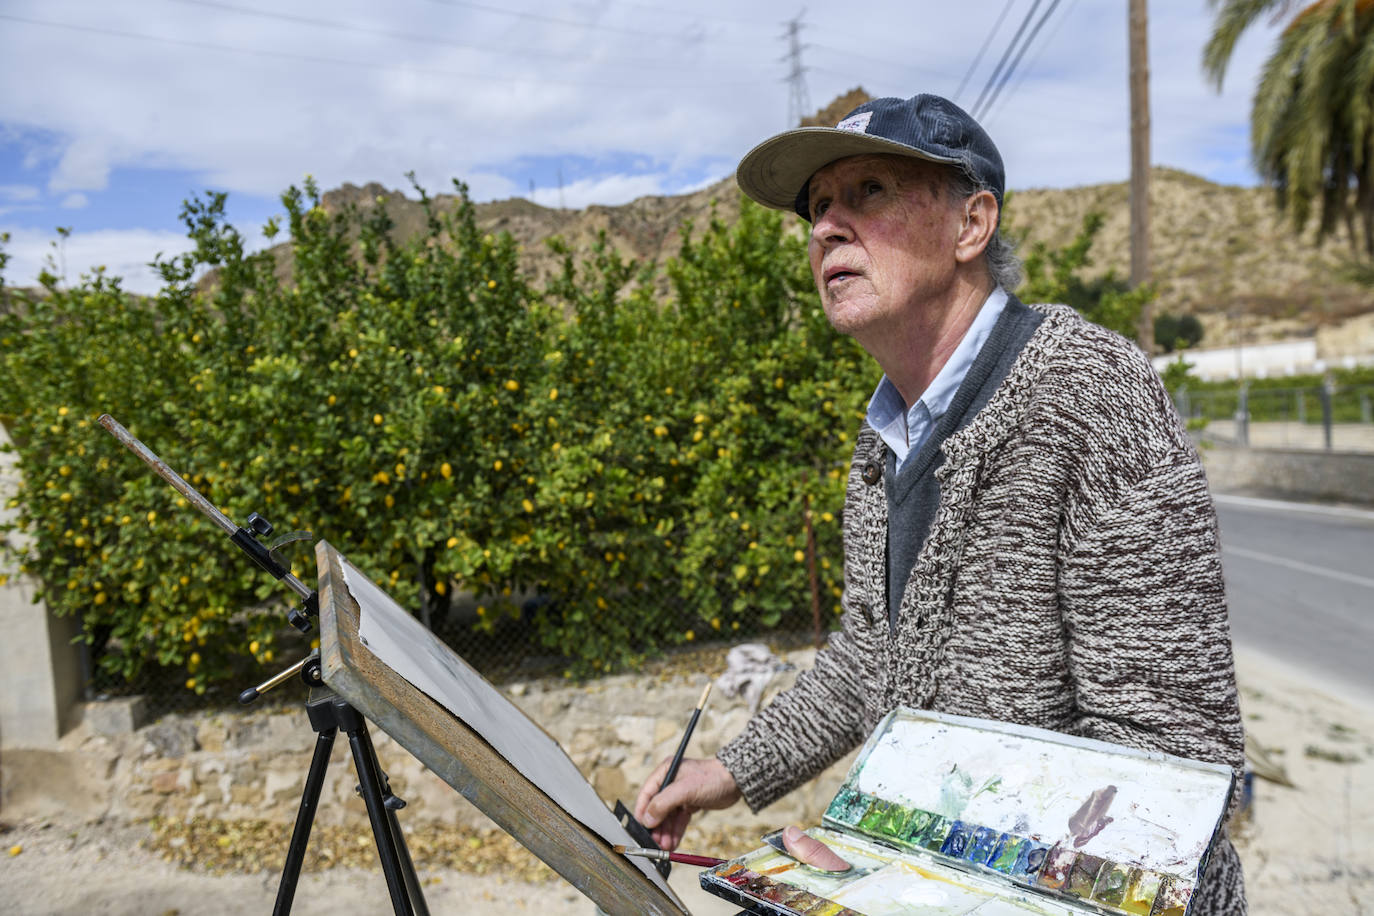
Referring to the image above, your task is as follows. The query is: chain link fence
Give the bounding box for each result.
[82,568,834,719]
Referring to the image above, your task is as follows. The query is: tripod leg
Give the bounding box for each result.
[274,725,337,916]
[386,804,431,916]
[337,699,421,916]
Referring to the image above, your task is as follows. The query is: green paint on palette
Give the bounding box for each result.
[857,799,893,833]
[1092,862,1130,906]
[878,802,911,837]
[988,835,1025,873]
[825,785,868,824]
[920,815,953,852]
[901,808,936,845]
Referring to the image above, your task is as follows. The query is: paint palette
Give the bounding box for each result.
[701,708,1234,916]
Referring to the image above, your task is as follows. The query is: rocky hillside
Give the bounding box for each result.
[297,89,1371,350]
[319,168,1370,344]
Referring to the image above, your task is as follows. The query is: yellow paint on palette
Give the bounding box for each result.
[1120,868,1163,915]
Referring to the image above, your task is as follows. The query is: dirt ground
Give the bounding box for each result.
[2,645,1370,916]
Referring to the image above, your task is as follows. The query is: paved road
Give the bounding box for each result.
[1213,493,1374,698]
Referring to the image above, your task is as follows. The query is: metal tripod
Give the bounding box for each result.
[96,415,430,914]
[244,653,430,916]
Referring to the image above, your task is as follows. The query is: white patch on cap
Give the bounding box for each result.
[835,112,872,133]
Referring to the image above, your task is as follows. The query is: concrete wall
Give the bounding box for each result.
[0,649,849,837]
[0,425,86,749]
[1200,441,1374,506]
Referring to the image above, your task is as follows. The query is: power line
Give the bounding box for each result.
[807,45,955,84]
[0,13,768,90]
[415,0,763,47]
[969,0,1043,120]
[953,0,1019,105]
[596,0,778,28]
[981,0,1083,126]
[163,0,734,71]
[973,0,1063,121]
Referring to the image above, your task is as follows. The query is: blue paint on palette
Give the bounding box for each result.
[966,826,1000,866]
[988,834,1025,874]
[1014,841,1051,882]
[940,820,974,858]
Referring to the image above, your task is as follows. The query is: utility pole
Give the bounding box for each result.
[1129,0,1154,353]
[783,11,810,127]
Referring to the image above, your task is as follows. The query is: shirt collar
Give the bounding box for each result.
[865,286,1009,459]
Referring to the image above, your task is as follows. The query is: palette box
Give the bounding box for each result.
[701,708,1235,916]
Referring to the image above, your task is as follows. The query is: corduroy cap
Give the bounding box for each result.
[736,94,1005,221]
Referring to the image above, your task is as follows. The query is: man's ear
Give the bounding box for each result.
[954,190,998,264]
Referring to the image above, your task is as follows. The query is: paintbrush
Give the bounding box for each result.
[614,845,726,868]
[659,682,712,792]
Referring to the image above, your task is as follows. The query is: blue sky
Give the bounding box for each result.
[0,0,1281,294]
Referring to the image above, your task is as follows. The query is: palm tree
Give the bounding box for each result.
[1204,0,1374,260]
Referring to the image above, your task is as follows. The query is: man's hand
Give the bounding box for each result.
[633,756,742,850]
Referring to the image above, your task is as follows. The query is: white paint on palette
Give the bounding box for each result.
[851,710,1232,873]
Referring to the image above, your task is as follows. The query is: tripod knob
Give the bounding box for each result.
[246,512,274,537]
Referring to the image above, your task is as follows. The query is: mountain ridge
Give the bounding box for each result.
[314,163,1371,352]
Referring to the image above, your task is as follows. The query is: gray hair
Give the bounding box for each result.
[944,166,1022,292]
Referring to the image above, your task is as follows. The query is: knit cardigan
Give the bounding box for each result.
[716,303,1247,914]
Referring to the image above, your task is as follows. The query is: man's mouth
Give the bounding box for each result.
[824,266,859,285]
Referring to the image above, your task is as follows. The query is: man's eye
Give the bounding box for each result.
[862,180,883,195]
[812,199,829,218]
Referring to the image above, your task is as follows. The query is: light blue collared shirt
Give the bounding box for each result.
[865,287,1009,473]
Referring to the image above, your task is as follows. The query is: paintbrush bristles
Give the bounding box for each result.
[696,682,712,710]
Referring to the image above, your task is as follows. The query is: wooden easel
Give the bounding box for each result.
[314,540,689,916]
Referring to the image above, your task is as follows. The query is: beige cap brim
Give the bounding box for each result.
[735,126,963,214]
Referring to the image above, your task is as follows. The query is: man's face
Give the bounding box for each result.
[806,154,964,339]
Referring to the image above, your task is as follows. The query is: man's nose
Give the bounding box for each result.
[811,204,853,247]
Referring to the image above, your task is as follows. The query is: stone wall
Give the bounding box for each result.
[1,648,854,838]
[1200,442,1374,505]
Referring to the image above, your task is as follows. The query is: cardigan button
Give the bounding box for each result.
[861,462,881,486]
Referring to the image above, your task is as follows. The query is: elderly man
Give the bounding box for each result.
[634,94,1246,913]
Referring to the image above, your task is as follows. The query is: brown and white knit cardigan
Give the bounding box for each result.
[717,303,1247,914]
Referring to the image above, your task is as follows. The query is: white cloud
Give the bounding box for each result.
[528,172,679,210]
[1,226,195,295]
[0,184,40,203]
[59,192,88,210]
[48,135,114,193]
[0,0,1293,291]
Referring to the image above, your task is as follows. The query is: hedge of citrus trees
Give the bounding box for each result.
[0,180,868,690]
[0,181,1143,694]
